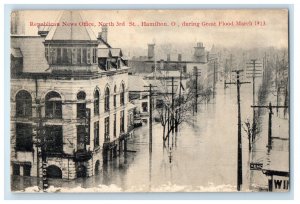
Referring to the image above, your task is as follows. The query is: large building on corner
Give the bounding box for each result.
[10,11,130,179]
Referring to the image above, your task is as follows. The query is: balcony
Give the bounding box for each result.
[73,149,92,162]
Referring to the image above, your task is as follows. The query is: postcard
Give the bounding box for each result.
[10,9,289,192]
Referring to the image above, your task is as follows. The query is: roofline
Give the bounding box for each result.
[11,35,44,38]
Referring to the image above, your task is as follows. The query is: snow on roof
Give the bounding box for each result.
[11,36,50,73]
[128,75,149,91]
[110,48,122,57]
[98,48,111,58]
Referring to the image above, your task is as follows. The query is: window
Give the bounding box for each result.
[94,90,100,115]
[72,48,77,64]
[77,125,86,151]
[45,126,63,153]
[45,91,62,119]
[16,90,32,117]
[104,117,110,141]
[82,48,87,64]
[104,87,110,111]
[23,164,31,176]
[92,48,97,64]
[87,48,91,64]
[62,48,68,64]
[113,114,116,137]
[50,48,57,64]
[16,123,32,151]
[120,111,124,133]
[94,121,99,147]
[77,48,81,64]
[77,91,86,118]
[13,164,20,175]
[120,83,125,106]
[113,85,117,108]
[142,102,148,112]
[45,48,49,62]
[57,48,62,64]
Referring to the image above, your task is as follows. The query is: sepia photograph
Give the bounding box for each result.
[9,9,289,193]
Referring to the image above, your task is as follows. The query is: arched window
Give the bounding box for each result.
[104,87,110,111]
[46,165,62,179]
[16,90,32,117]
[113,85,117,108]
[94,90,99,115]
[45,91,62,118]
[77,91,86,118]
[120,83,125,106]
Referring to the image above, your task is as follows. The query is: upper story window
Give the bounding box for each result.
[15,90,32,117]
[46,47,97,65]
[120,83,125,106]
[16,123,33,151]
[94,90,100,115]
[77,91,86,118]
[113,85,117,108]
[104,87,110,111]
[45,91,62,119]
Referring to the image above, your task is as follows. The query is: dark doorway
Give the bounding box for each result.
[13,164,20,175]
[76,165,87,178]
[95,160,100,175]
[46,165,62,179]
[23,164,31,176]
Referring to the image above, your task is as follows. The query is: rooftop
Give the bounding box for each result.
[45,11,97,41]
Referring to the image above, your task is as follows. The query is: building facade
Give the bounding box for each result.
[10,11,130,179]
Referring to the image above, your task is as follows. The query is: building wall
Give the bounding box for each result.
[10,72,128,179]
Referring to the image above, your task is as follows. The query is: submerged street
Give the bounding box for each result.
[12,79,287,192]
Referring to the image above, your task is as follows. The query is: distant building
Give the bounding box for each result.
[11,11,130,179]
[128,42,218,93]
[128,75,150,122]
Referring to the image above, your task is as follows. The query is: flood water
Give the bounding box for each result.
[12,82,276,192]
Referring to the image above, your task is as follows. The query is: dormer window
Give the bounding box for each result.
[45,47,97,66]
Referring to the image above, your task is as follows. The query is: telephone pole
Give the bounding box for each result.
[251,102,288,152]
[34,99,48,192]
[246,59,262,142]
[225,70,250,191]
[194,68,201,113]
[144,84,157,153]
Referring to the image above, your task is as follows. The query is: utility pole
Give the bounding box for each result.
[171,77,174,134]
[166,77,177,134]
[34,99,48,192]
[144,84,157,153]
[246,59,262,143]
[225,70,250,191]
[194,67,201,113]
[213,60,216,99]
[251,102,288,152]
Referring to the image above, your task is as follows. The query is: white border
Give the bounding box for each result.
[1,0,299,203]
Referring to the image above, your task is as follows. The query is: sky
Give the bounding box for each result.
[13,9,288,56]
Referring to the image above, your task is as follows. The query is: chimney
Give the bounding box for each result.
[101,26,108,42]
[11,11,25,35]
[167,54,170,61]
[97,32,102,39]
[194,42,206,63]
[148,44,155,59]
[160,59,164,70]
[178,54,182,62]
